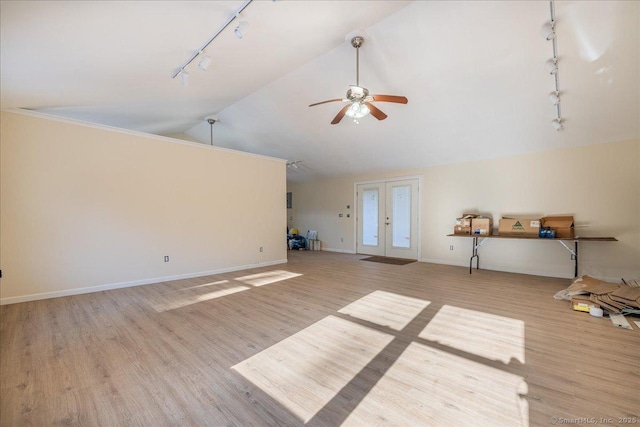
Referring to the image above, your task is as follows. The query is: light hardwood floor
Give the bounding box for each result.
[1,251,638,426]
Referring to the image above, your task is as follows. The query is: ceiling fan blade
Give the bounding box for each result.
[365,102,388,121]
[331,104,351,125]
[370,95,408,104]
[309,98,345,107]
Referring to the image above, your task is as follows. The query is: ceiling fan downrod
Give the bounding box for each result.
[351,36,364,87]
[206,117,217,146]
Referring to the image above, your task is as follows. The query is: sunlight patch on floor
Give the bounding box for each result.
[231,315,393,422]
[150,282,250,312]
[338,290,431,330]
[342,342,529,427]
[234,270,302,287]
[418,305,525,364]
[161,280,230,294]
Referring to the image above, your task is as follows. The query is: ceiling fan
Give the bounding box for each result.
[309,36,408,125]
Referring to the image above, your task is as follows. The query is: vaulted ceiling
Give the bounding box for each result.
[2,1,638,182]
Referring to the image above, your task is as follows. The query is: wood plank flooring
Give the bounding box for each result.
[1,251,638,426]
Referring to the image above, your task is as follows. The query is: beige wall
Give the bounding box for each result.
[0,110,287,304]
[162,132,203,144]
[288,140,640,280]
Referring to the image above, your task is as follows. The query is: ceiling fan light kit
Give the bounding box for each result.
[543,1,563,131]
[309,35,407,125]
[345,102,370,122]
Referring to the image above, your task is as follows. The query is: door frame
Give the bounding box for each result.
[353,175,422,260]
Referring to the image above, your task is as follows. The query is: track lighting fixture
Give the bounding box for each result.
[198,54,212,71]
[172,0,260,81]
[543,1,563,131]
[181,71,189,88]
[540,22,555,40]
[234,14,249,39]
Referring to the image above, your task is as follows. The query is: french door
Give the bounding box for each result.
[356,178,419,259]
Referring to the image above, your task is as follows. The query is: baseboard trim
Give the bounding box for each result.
[421,258,574,279]
[322,248,356,254]
[0,259,288,305]
[421,258,624,282]
[421,258,468,268]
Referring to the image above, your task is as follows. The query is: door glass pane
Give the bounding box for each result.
[362,189,379,246]
[392,185,411,248]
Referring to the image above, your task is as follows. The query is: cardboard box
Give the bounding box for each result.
[455,213,477,227]
[471,217,493,236]
[542,215,574,238]
[454,225,471,235]
[498,217,541,237]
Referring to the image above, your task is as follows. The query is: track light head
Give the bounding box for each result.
[544,59,558,75]
[234,15,249,39]
[541,22,555,40]
[286,160,302,170]
[551,118,563,131]
[181,71,189,87]
[198,54,212,71]
[548,92,560,105]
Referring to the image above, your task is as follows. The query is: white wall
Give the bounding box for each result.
[288,140,640,280]
[0,110,287,304]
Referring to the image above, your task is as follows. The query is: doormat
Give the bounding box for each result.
[361,256,416,266]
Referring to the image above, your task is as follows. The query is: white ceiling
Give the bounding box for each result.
[2,1,639,182]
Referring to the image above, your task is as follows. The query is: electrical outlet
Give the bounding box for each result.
[449,245,454,251]
[339,213,343,217]
[164,256,169,262]
[259,247,263,252]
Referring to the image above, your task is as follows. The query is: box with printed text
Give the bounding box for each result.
[498,217,541,237]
